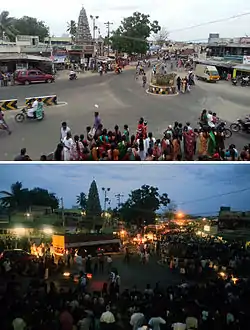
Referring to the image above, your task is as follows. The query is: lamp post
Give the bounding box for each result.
[102,187,110,211]
[90,15,99,43]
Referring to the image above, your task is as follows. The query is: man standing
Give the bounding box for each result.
[177,76,181,93]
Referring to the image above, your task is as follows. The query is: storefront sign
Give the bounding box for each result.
[243,55,250,64]
[83,45,94,54]
[71,45,83,51]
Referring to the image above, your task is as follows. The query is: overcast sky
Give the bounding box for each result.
[0,164,249,215]
[3,0,250,41]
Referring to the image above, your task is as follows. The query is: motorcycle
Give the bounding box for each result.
[215,121,232,138]
[15,107,45,123]
[230,118,250,133]
[232,78,237,86]
[241,76,250,87]
[69,73,77,80]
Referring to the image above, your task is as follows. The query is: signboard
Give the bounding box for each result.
[243,56,250,65]
[71,45,83,51]
[83,45,94,54]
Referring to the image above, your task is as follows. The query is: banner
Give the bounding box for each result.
[243,55,250,65]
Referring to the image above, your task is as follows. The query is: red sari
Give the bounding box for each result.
[183,131,195,160]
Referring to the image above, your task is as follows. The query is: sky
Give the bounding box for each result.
[3,0,250,41]
[0,164,249,216]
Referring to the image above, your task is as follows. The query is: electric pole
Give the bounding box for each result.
[115,193,124,208]
[104,21,113,57]
[61,197,65,228]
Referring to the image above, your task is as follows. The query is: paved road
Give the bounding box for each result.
[0,254,180,293]
[0,70,250,160]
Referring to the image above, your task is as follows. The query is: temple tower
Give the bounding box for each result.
[76,6,92,44]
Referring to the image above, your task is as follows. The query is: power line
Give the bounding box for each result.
[178,187,250,206]
[169,12,250,33]
[110,11,250,43]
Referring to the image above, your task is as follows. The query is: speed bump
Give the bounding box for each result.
[25,95,57,106]
[0,99,18,111]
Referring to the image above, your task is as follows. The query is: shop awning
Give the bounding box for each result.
[233,64,250,72]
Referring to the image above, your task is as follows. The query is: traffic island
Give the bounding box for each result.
[147,73,178,96]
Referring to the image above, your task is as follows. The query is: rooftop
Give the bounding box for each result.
[0,53,52,62]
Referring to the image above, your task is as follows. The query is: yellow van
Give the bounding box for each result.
[195,64,220,82]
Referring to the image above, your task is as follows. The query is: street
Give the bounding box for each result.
[0,69,250,160]
[0,254,180,293]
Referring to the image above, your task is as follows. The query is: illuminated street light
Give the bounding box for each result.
[177,212,184,218]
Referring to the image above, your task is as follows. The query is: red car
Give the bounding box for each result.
[0,249,37,262]
[15,69,55,85]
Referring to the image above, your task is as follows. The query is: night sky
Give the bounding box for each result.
[0,164,249,216]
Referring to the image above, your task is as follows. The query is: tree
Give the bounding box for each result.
[0,182,30,211]
[110,12,161,55]
[154,27,169,46]
[119,185,170,226]
[13,16,49,42]
[0,182,59,220]
[164,201,178,220]
[0,11,19,41]
[67,20,77,42]
[86,180,102,228]
[76,192,87,210]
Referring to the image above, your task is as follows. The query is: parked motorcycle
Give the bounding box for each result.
[241,76,250,87]
[230,118,250,133]
[15,108,45,123]
[232,78,237,86]
[69,74,77,80]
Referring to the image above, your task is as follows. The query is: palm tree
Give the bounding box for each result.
[0,181,29,221]
[0,11,19,41]
[76,192,87,210]
[0,181,30,209]
[67,20,77,42]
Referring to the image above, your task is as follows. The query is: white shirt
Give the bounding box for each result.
[70,70,75,75]
[107,256,112,264]
[172,323,186,330]
[145,137,156,151]
[61,126,71,141]
[149,317,166,330]
[100,311,115,323]
[207,113,215,128]
[12,318,26,330]
[32,100,38,110]
[3,260,11,272]
[130,313,145,330]
[63,136,73,161]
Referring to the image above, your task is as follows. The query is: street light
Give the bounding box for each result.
[90,15,99,43]
[102,187,110,211]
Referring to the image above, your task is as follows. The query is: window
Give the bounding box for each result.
[28,71,37,76]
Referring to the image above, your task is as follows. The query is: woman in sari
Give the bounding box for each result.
[70,135,84,161]
[107,143,119,161]
[200,109,208,127]
[207,129,216,156]
[117,135,127,159]
[198,131,209,156]
[172,135,181,160]
[183,128,196,160]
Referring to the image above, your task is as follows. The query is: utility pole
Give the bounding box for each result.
[61,197,65,228]
[104,21,113,57]
[102,187,110,211]
[115,193,124,208]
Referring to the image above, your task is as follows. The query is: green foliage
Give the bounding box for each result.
[86,180,102,219]
[76,192,87,210]
[0,182,59,216]
[0,11,19,41]
[0,11,49,42]
[67,20,77,41]
[110,12,161,55]
[119,185,170,226]
[153,73,176,86]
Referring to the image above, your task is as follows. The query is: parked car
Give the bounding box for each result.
[15,69,55,85]
[0,249,37,263]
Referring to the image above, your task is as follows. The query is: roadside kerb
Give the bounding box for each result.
[25,95,57,106]
[0,99,18,111]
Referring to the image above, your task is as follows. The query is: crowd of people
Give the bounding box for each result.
[13,113,250,161]
[1,231,250,330]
